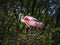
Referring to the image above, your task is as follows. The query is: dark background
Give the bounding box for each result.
[0,0,60,45]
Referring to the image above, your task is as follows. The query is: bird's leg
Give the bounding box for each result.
[37,28,42,34]
[24,22,30,34]
[25,22,33,34]
[29,27,32,34]
[33,27,36,34]
[36,28,40,33]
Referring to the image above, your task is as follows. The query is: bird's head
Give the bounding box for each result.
[19,13,24,19]
[19,13,24,22]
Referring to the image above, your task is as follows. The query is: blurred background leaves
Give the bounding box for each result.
[0,0,60,45]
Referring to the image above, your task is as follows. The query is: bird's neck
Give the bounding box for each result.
[21,16,24,22]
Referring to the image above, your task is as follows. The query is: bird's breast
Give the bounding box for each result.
[24,17,30,21]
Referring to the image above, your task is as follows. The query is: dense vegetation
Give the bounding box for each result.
[0,0,60,45]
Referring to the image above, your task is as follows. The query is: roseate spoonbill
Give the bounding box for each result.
[19,13,44,30]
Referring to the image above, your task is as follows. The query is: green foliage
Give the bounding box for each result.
[0,0,60,45]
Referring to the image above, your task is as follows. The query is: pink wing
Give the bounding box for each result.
[24,16,38,22]
[27,21,44,28]
[23,17,44,28]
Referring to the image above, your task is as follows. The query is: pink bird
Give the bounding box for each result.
[19,13,44,29]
